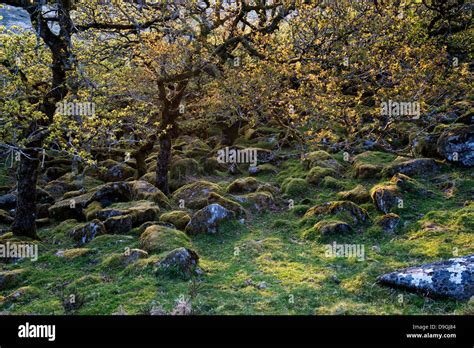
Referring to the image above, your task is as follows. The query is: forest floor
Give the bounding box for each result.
[0,144,473,315]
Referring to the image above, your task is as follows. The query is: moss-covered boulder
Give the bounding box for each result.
[226,177,261,194]
[100,162,136,182]
[309,220,353,238]
[233,191,275,213]
[159,211,191,231]
[382,158,439,177]
[68,219,106,245]
[302,150,343,171]
[370,184,402,214]
[436,124,474,167]
[3,286,41,304]
[48,191,95,221]
[128,181,170,208]
[172,181,222,209]
[320,176,345,190]
[140,225,191,254]
[155,247,200,277]
[201,157,227,175]
[104,215,133,235]
[57,248,93,260]
[352,151,396,179]
[377,213,400,233]
[282,178,307,196]
[185,204,234,235]
[208,192,246,218]
[170,158,200,179]
[306,166,337,185]
[337,185,370,204]
[390,173,427,194]
[248,164,278,176]
[0,269,25,291]
[84,201,103,221]
[304,201,369,226]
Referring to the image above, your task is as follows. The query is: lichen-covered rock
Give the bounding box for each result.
[226,177,261,194]
[123,248,149,264]
[306,166,337,185]
[304,201,369,226]
[69,220,106,245]
[48,191,95,221]
[99,162,136,182]
[56,248,92,260]
[410,132,441,158]
[370,184,402,214]
[377,254,474,301]
[337,185,370,204]
[128,181,170,208]
[140,225,191,254]
[436,125,474,167]
[104,215,133,235]
[382,158,438,177]
[390,173,428,194]
[313,220,353,236]
[91,182,133,206]
[302,150,343,171]
[172,181,222,210]
[207,192,246,218]
[159,211,191,230]
[248,164,278,175]
[377,213,400,233]
[0,269,25,291]
[185,204,234,235]
[155,247,200,276]
[233,192,275,213]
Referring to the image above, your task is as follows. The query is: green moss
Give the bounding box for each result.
[302,220,352,240]
[140,225,191,254]
[84,201,103,221]
[320,176,345,190]
[226,177,261,194]
[159,211,191,230]
[352,151,397,179]
[337,185,370,204]
[62,248,93,260]
[306,166,336,185]
[291,204,310,217]
[282,178,307,196]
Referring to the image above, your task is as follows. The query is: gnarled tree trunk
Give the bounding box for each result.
[11,148,40,239]
[155,133,172,195]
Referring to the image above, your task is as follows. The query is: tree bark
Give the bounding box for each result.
[11,149,40,239]
[221,121,241,146]
[155,133,172,195]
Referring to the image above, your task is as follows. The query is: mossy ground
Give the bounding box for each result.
[0,150,473,315]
